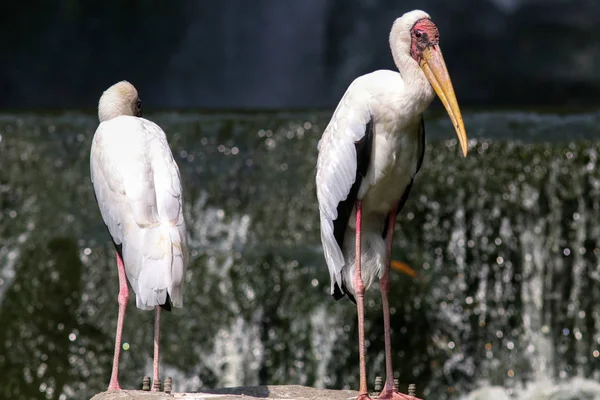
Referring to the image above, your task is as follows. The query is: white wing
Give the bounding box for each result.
[90,116,189,310]
[316,79,372,295]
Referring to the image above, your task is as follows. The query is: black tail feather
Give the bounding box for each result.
[333,282,345,300]
[160,293,172,312]
[333,282,356,304]
[111,240,123,260]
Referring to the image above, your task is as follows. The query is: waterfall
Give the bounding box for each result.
[2,111,600,399]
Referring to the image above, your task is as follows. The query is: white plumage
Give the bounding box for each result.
[317,69,428,299]
[315,10,467,399]
[91,117,188,310]
[91,82,188,310]
[90,81,189,391]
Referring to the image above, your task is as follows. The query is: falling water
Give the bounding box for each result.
[1,110,600,399]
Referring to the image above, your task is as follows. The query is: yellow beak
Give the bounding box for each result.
[420,46,468,157]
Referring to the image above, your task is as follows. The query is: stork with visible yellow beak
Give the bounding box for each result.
[316,9,467,400]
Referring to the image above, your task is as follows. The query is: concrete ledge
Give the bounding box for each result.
[90,385,359,400]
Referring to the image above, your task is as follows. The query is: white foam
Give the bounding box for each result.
[463,378,600,400]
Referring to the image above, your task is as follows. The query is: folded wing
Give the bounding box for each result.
[90,116,188,310]
[316,83,373,296]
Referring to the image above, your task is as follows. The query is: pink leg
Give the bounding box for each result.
[378,208,421,400]
[108,251,129,390]
[151,306,161,391]
[354,201,371,400]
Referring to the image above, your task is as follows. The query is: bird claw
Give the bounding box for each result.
[357,394,373,400]
[378,391,422,400]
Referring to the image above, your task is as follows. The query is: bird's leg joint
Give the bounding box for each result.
[354,271,366,296]
[117,291,129,306]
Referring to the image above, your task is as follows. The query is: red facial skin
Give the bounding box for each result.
[410,18,440,63]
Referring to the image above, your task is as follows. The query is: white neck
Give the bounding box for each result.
[393,52,435,115]
[389,10,436,115]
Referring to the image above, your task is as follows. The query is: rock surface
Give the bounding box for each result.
[90,385,359,400]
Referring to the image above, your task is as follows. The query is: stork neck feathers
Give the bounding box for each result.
[389,10,435,114]
[98,81,143,122]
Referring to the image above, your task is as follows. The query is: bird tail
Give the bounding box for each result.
[132,223,188,311]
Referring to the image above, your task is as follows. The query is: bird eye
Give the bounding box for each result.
[414,30,423,38]
[135,99,143,117]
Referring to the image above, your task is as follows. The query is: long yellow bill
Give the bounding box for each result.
[420,46,468,157]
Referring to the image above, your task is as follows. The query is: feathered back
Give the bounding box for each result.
[90,116,189,310]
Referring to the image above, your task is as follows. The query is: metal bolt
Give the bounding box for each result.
[394,378,399,390]
[408,383,416,397]
[373,376,383,393]
[142,376,151,391]
[152,378,162,392]
[164,377,173,394]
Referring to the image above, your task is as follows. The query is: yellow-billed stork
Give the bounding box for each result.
[90,81,189,391]
[316,10,468,400]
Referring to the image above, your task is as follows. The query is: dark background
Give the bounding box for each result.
[2,0,600,110]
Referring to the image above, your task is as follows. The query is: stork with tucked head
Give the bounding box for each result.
[90,81,189,391]
[316,10,467,400]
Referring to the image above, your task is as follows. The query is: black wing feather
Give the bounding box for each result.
[415,116,426,173]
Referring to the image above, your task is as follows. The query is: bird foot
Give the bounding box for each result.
[107,383,122,391]
[378,390,422,400]
[357,394,372,400]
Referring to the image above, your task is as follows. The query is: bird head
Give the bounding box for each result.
[98,81,143,122]
[391,10,468,157]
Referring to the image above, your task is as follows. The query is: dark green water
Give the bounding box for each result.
[1,111,600,400]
